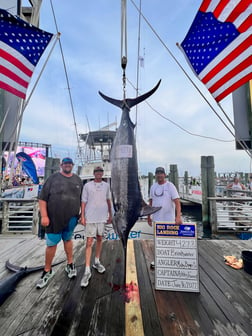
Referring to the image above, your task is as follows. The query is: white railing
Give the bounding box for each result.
[0,199,39,234]
[209,196,252,234]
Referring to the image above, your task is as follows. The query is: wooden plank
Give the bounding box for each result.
[140,240,211,335]
[125,239,144,336]
[0,239,76,336]
[68,240,125,336]
[134,240,163,336]
[199,240,252,300]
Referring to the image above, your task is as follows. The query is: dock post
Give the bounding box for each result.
[1,200,9,233]
[184,171,189,196]
[32,201,39,235]
[148,172,154,195]
[169,164,179,191]
[201,156,215,236]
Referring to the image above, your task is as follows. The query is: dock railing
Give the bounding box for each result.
[0,198,39,234]
[209,191,252,235]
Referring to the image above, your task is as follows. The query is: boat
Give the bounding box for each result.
[78,123,117,183]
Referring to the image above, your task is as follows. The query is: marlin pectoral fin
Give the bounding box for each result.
[140,205,161,217]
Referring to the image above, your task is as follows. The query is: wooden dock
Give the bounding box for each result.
[0,235,252,336]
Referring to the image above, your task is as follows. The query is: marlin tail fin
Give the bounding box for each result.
[99,80,161,110]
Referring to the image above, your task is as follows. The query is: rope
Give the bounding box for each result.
[126,78,234,143]
[49,0,83,165]
[129,0,252,157]
[135,0,142,130]
[121,0,128,99]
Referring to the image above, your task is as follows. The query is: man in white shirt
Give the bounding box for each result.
[147,167,182,268]
[80,166,112,287]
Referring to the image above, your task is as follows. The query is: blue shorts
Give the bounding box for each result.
[45,216,78,247]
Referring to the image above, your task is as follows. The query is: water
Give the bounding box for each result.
[182,204,204,238]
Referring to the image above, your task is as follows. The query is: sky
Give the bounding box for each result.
[16,0,252,177]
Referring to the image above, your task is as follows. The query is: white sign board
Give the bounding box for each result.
[155,222,199,292]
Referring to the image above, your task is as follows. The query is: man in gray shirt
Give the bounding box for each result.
[36,157,82,289]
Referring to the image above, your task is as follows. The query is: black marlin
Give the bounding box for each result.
[99,80,161,250]
[0,259,64,306]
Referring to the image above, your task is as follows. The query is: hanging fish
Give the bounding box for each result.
[99,80,161,251]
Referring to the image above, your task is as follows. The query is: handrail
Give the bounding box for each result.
[208,197,252,235]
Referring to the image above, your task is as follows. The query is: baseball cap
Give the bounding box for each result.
[61,157,74,165]
[93,166,104,173]
[155,167,165,174]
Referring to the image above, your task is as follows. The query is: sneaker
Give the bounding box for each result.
[65,263,77,279]
[81,272,91,288]
[150,261,155,269]
[92,261,105,274]
[36,269,55,289]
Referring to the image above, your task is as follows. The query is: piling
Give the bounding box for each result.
[169,164,179,191]
[148,172,154,194]
[201,156,215,236]
[184,171,189,195]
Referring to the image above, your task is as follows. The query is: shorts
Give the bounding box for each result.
[86,222,105,238]
[45,216,78,246]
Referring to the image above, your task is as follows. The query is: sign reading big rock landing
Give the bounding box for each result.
[155,222,199,292]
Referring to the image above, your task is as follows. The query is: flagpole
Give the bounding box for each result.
[7,100,24,187]
[0,107,10,134]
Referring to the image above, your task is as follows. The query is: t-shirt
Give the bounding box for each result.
[149,181,179,222]
[82,180,110,223]
[231,183,243,190]
[39,172,83,233]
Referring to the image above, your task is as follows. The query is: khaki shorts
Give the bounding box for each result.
[86,222,105,238]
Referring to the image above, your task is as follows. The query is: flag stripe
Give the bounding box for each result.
[200,0,251,31]
[200,35,251,83]
[208,56,252,93]
[237,12,252,32]
[199,0,213,12]
[226,1,251,23]
[0,80,26,99]
[199,33,251,79]
[0,42,34,76]
[0,65,29,88]
[0,73,29,95]
[204,50,251,89]
[213,0,230,19]
[204,0,225,14]
[212,66,251,97]
[214,72,251,101]
[0,57,31,84]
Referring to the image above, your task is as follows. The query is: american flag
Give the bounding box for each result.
[0,8,53,99]
[181,0,252,102]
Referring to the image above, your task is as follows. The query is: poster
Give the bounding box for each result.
[155,222,199,292]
